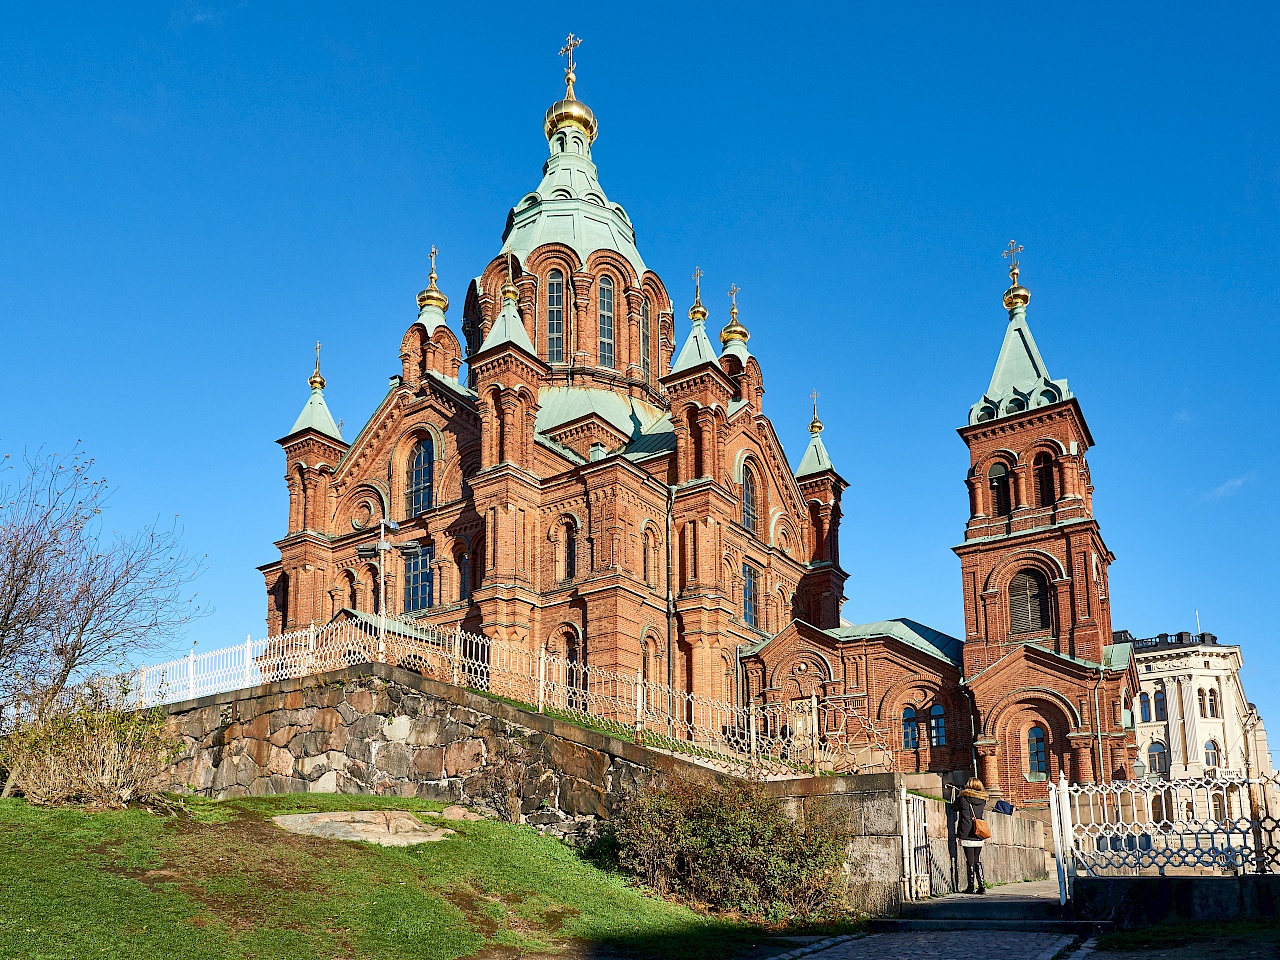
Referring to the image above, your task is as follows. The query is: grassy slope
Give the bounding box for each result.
[0,795,825,960]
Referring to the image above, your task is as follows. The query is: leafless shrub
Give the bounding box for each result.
[0,675,181,808]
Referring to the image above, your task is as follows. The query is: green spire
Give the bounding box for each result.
[478,258,537,356]
[289,342,343,441]
[670,267,720,374]
[796,390,834,477]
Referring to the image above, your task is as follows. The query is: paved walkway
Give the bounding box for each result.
[803,931,1074,960]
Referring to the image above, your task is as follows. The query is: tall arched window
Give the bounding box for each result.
[558,519,577,582]
[1148,741,1169,775]
[1009,569,1051,634]
[1033,452,1056,507]
[1207,689,1219,718]
[742,470,759,534]
[547,269,565,363]
[640,296,651,381]
[902,707,919,749]
[403,546,434,613]
[457,550,471,602]
[929,704,946,747]
[742,563,759,627]
[642,529,653,586]
[1027,725,1048,777]
[1139,692,1151,723]
[1154,688,1167,721]
[1205,740,1220,767]
[598,276,615,368]
[1198,688,1207,718]
[988,462,1013,516]
[408,440,434,515]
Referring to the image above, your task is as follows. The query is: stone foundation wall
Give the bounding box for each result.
[164,663,707,842]
[161,663,1052,913]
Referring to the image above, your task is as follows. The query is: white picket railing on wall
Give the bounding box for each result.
[126,615,895,779]
[1049,770,1280,902]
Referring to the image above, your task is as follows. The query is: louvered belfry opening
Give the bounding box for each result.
[1033,453,1056,507]
[988,463,1013,517]
[1009,568,1052,635]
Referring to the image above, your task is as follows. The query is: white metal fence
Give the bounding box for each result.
[1049,771,1280,902]
[128,615,895,778]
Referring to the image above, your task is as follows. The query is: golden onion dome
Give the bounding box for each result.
[417,246,449,312]
[1002,284,1031,311]
[720,287,749,344]
[544,70,598,143]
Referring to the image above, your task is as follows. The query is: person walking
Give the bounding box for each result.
[956,776,989,894]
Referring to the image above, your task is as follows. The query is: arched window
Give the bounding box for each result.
[1027,725,1048,777]
[1207,689,1219,718]
[642,529,653,586]
[1147,741,1169,775]
[403,546,434,613]
[1033,452,1056,507]
[742,470,759,534]
[1198,688,1207,718]
[1009,569,1051,634]
[457,550,471,602]
[929,704,946,747]
[565,631,587,710]
[563,523,577,581]
[1139,692,1151,723]
[742,563,759,627]
[988,462,1013,517]
[902,707,919,749]
[1154,687,1167,721]
[598,276,615,368]
[407,440,434,515]
[1205,740,1220,767]
[547,269,565,363]
[346,572,358,610]
[640,296,651,381]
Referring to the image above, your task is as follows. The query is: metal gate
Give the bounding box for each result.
[900,788,932,900]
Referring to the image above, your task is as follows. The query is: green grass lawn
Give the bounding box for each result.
[0,795,852,960]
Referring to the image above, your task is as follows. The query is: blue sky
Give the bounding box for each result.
[3,5,1278,721]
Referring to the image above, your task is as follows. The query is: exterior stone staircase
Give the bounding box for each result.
[870,879,1111,934]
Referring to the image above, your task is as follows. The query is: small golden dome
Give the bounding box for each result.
[417,246,449,312]
[309,341,326,390]
[1003,285,1031,311]
[689,297,707,323]
[720,284,748,344]
[809,414,823,435]
[545,94,598,144]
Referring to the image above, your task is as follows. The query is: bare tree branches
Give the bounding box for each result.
[0,446,205,725]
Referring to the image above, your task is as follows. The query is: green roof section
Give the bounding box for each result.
[288,384,342,441]
[969,297,1072,425]
[498,97,646,278]
[534,386,665,439]
[479,293,537,356]
[670,315,720,374]
[795,432,833,478]
[1104,642,1134,672]
[828,619,964,667]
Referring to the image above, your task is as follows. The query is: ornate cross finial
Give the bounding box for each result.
[559,33,583,97]
[428,244,438,281]
[727,283,741,321]
[809,389,823,435]
[1002,240,1024,286]
[692,266,704,302]
[310,340,326,390]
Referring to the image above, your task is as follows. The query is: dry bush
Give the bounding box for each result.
[611,774,852,922]
[0,677,180,808]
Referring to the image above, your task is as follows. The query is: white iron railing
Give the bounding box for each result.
[1050,771,1280,901]
[127,615,895,779]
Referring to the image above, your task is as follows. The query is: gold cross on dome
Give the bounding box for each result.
[428,245,438,280]
[559,33,583,74]
[315,340,322,370]
[728,283,740,306]
[692,265,704,301]
[810,389,820,414]
[1002,240,1024,285]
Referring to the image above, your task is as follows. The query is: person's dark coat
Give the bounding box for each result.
[957,793,986,841]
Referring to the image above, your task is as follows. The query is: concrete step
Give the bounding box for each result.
[870,918,1112,935]
[902,898,1071,920]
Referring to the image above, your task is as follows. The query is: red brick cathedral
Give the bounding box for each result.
[261,55,1137,804]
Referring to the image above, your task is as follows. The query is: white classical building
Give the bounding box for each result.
[1122,630,1273,780]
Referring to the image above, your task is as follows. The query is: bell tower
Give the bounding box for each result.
[955,244,1113,672]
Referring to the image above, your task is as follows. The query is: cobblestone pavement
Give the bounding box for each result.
[801,931,1074,960]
